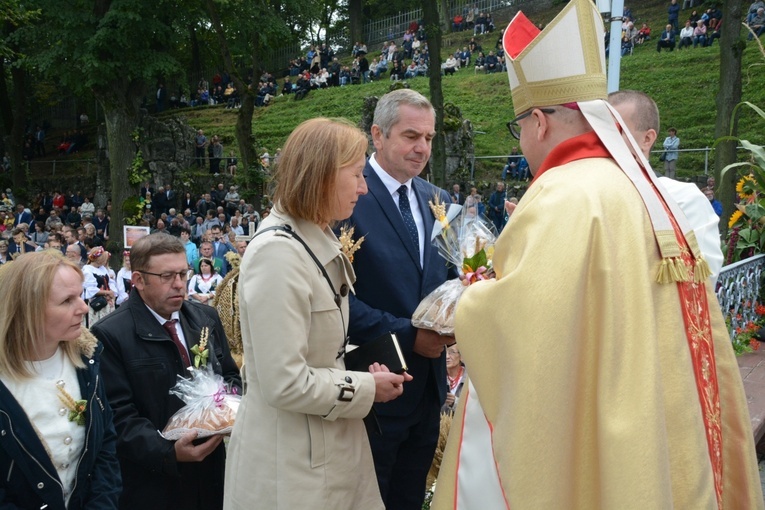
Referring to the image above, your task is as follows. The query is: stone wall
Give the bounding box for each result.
[138,113,198,188]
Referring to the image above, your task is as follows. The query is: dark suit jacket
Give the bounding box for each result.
[140,187,155,199]
[91,291,241,510]
[13,211,32,227]
[165,189,177,213]
[153,191,168,215]
[451,192,466,205]
[211,239,234,270]
[347,161,456,418]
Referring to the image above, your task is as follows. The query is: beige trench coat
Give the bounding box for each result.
[224,209,383,510]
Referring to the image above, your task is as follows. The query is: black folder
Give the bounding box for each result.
[344,332,408,374]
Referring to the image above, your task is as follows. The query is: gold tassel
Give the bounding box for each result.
[656,258,672,284]
[667,257,680,283]
[694,256,712,283]
[674,257,690,282]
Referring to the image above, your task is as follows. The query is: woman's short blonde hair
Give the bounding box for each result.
[0,250,85,379]
[273,117,368,225]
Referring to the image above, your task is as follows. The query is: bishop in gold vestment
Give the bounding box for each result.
[432,1,764,508]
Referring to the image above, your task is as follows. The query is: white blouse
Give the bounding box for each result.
[1,348,86,505]
[82,264,117,300]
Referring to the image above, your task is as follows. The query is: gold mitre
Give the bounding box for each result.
[503,0,607,116]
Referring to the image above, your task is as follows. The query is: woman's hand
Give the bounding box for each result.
[369,363,413,403]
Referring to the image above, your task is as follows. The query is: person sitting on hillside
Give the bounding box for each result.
[657,24,676,52]
[468,37,482,54]
[621,34,634,56]
[199,87,210,105]
[281,77,294,95]
[389,59,406,81]
[624,21,638,45]
[485,50,499,73]
[749,7,765,39]
[403,37,413,59]
[412,37,421,54]
[294,74,311,100]
[458,46,471,67]
[369,58,381,81]
[453,14,464,32]
[387,41,397,62]
[708,21,722,45]
[636,23,652,44]
[380,55,391,75]
[226,151,237,175]
[485,14,496,32]
[225,83,240,109]
[693,20,708,47]
[678,20,694,49]
[749,1,765,22]
[350,60,361,84]
[474,51,486,73]
[443,55,458,76]
[415,58,429,77]
[339,66,351,86]
[403,60,418,79]
[474,12,487,35]
[212,85,225,105]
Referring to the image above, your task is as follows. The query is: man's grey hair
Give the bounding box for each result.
[373,89,435,137]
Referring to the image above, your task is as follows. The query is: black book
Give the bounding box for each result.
[344,332,408,374]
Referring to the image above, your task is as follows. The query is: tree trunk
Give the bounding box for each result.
[349,0,364,46]
[236,93,256,172]
[715,0,745,231]
[204,0,258,178]
[0,58,14,133]
[189,24,202,94]
[422,0,446,187]
[440,0,450,31]
[10,65,28,190]
[101,100,139,254]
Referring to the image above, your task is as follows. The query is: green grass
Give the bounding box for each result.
[181,0,765,184]
[74,1,765,188]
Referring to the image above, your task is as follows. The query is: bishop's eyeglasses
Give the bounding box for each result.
[506,108,556,140]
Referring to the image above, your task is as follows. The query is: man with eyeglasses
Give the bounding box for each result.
[433,0,763,507]
[91,233,240,510]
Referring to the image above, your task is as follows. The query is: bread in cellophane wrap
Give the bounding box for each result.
[412,198,497,336]
[161,365,240,440]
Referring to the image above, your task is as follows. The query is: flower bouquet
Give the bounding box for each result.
[411,197,497,336]
[161,365,240,440]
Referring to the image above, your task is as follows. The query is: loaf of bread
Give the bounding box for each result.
[411,279,464,336]
[162,397,240,440]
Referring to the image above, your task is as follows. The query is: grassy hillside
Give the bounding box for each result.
[162,1,765,184]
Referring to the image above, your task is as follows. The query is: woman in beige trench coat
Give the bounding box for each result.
[224,118,411,510]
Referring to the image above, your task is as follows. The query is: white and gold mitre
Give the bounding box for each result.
[502,0,607,116]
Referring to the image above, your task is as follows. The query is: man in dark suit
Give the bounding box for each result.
[91,233,241,510]
[153,186,168,216]
[450,183,466,205]
[209,225,234,260]
[140,182,155,200]
[346,89,456,510]
[164,183,177,215]
[13,204,32,228]
[8,228,36,259]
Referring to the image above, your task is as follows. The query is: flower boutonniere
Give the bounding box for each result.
[57,385,87,426]
[190,327,210,368]
[338,225,365,263]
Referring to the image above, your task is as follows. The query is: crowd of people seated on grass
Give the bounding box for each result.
[184,70,278,109]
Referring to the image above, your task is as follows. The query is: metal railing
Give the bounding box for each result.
[716,254,765,340]
[362,0,529,48]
